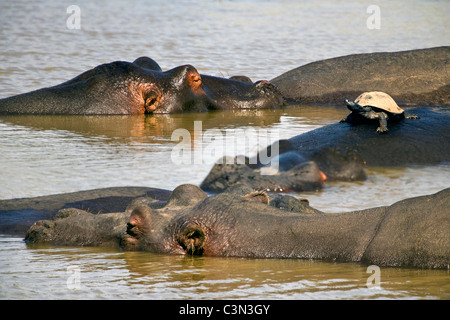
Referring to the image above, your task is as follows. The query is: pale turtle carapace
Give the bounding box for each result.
[342,91,419,133]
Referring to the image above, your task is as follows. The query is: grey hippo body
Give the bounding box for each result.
[271,46,450,106]
[284,107,450,168]
[200,155,328,193]
[0,57,284,115]
[0,186,171,236]
[201,107,450,192]
[23,184,450,269]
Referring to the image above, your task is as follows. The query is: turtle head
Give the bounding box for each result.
[345,99,372,113]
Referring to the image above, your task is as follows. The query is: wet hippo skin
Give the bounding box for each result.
[0,186,171,235]
[218,107,450,188]
[271,46,450,106]
[24,184,450,269]
[0,57,285,115]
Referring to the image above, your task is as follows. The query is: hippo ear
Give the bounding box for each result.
[132,57,162,71]
[229,75,253,83]
[177,225,206,255]
[166,184,208,208]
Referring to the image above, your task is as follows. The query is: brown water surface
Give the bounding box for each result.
[1,0,449,300]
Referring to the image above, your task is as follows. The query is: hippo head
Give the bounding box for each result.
[121,184,210,253]
[120,185,278,256]
[120,184,328,257]
[140,65,285,113]
[134,57,285,112]
[0,56,284,115]
[135,62,221,114]
[200,155,327,193]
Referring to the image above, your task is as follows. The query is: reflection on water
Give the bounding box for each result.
[0,106,341,202]
[1,106,449,213]
[1,236,448,300]
[1,107,449,300]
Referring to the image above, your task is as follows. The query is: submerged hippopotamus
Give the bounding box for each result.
[201,107,450,192]
[281,106,450,168]
[0,57,284,115]
[200,155,328,193]
[271,46,450,105]
[24,184,450,269]
[0,186,171,236]
[271,46,450,106]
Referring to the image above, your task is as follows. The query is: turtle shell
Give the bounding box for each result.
[354,91,404,114]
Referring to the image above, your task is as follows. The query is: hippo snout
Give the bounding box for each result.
[288,161,327,185]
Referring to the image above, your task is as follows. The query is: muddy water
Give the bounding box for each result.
[1,0,449,299]
[1,107,449,300]
[1,107,449,212]
[1,236,449,300]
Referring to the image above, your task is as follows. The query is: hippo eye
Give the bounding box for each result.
[186,70,202,90]
[177,225,206,255]
[191,74,201,84]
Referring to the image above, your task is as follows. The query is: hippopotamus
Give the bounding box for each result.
[199,155,328,193]
[271,46,450,106]
[0,186,171,236]
[0,57,285,115]
[280,106,450,169]
[200,107,450,192]
[24,184,450,269]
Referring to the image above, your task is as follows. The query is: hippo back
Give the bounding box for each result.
[271,47,450,106]
[287,107,450,167]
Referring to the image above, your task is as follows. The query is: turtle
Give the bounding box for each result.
[341,91,419,133]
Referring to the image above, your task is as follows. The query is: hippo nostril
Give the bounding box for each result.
[177,226,206,255]
[146,97,157,111]
[144,91,161,113]
[126,223,138,237]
